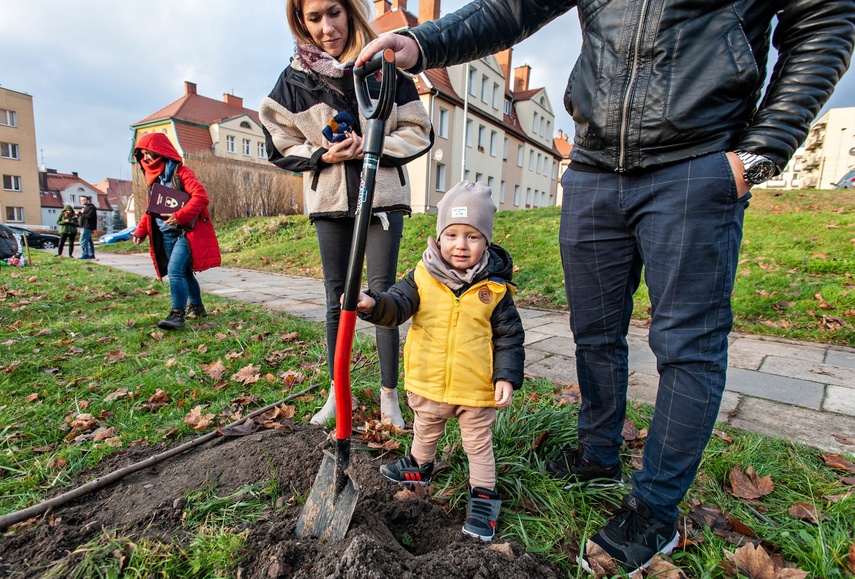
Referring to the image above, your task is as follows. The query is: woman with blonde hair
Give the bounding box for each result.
[260,0,433,427]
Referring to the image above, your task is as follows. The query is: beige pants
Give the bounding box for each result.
[407,392,497,490]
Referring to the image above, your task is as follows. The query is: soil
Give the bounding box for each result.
[0,425,561,578]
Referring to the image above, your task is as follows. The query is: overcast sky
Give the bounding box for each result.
[2,1,854,186]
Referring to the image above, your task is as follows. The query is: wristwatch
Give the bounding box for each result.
[734,150,777,185]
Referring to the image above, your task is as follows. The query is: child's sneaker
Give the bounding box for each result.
[580,494,680,574]
[462,487,502,541]
[546,446,623,488]
[380,454,433,485]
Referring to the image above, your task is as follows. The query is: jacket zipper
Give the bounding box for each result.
[619,0,651,171]
[443,295,461,403]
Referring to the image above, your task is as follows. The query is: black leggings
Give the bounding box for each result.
[57,233,76,256]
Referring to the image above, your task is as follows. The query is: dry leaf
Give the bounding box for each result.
[646,555,687,578]
[203,360,228,381]
[488,543,515,559]
[25,393,39,403]
[724,543,809,579]
[622,418,640,441]
[728,465,774,500]
[822,454,855,474]
[197,343,208,354]
[92,426,116,441]
[788,502,827,524]
[103,388,130,402]
[105,349,126,363]
[832,434,855,446]
[184,405,215,430]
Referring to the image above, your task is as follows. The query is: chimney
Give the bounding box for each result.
[513,65,531,92]
[374,0,390,17]
[557,129,563,140]
[391,0,406,10]
[223,93,243,109]
[184,81,197,95]
[496,48,513,93]
[419,0,440,22]
[72,172,78,178]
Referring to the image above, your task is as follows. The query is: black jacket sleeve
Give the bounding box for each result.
[358,272,421,327]
[490,291,525,389]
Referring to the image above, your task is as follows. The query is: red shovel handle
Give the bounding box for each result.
[334,310,357,440]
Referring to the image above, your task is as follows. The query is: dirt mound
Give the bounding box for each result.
[0,426,559,578]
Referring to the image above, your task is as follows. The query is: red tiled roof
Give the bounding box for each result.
[135,93,260,127]
[553,137,573,158]
[40,190,64,208]
[174,123,215,156]
[94,178,133,207]
[512,88,542,101]
[421,69,462,104]
[40,171,113,211]
[373,9,418,33]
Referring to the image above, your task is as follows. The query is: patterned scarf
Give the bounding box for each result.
[296,43,354,96]
[421,237,489,291]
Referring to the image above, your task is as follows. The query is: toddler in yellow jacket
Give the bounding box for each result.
[355,181,525,541]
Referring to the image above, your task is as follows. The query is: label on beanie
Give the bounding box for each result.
[451,207,468,218]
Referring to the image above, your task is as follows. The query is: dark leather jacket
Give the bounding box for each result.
[405,0,855,172]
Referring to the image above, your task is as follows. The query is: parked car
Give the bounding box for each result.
[832,168,855,189]
[97,226,136,245]
[6,225,60,250]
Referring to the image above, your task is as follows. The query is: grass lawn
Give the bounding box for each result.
[101,187,854,346]
[3,187,853,577]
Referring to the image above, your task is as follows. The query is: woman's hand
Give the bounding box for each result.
[321,134,364,164]
[161,213,179,227]
[132,234,146,245]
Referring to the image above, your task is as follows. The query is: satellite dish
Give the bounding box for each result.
[434,149,443,162]
[849,147,855,156]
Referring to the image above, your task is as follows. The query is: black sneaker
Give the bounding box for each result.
[580,494,680,574]
[462,487,502,541]
[187,303,207,318]
[546,446,622,488]
[158,309,186,330]
[380,454,433,485]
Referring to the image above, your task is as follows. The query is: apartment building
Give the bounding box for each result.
[795,107,855,190]
[1,87,42,227]
[39,169,114,232]
[373,0,561,213]
[553,129,573,206]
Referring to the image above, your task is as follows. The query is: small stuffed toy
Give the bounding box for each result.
[322,111,354,143]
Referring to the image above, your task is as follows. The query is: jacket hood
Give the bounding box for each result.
[134,133,182,163]
[62,205,74,211]
[483,243,514,284]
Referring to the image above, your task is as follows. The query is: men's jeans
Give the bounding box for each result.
[79,228,94,258]
[558,152,750,523]
[162,233,201,311]
[315,212,404,390]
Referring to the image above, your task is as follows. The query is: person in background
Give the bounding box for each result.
[357,0,855,573]
[355,181,524,542]
[131,133,221,330]
[259,0,433,428]
[56,205,78,258]
[77,195,97,260]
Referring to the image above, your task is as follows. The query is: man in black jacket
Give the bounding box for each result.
[358,1,855,573]
[78,195,97,259]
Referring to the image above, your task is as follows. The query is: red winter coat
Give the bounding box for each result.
[133,133,221,277]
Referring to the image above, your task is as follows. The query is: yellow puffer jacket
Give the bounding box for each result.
[403,264,509,407]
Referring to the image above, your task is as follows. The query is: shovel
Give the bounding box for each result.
[295,48,398,542]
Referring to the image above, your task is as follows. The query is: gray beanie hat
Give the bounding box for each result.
[436,180,497,244]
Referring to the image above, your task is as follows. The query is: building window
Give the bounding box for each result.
[541,191,547,206]
[492,83,500,109]
[504,98,512,116]
[162,128,168,134]
[438,108,449,139]
[226,135,236,153]
[243,138,251,156]
[500,180,506,203]
[464,169,471,181]
[503,137,508,161]
[466,119,473,147]
[533,112,539,135]
[475,172,483,183]
[0,109,17,127]
[3,175,22,191]
[526,188,532,207]
[487,176,494,196]
[240,121,252,129]
[5,206,24,222]
[435,162,447,192]
[468,67,478,96]
[540,117,546,136]
[477,125,486,152]
[537,153,542,174]
[517,145,523,167]
[1,142,20,159]
[481,75,489,103]
[489,131,497,156]
[258,141,266,157]
[546,121,551,138]
[529,150,535,170]
[514,185,520,206]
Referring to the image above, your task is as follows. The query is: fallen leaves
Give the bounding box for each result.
[202,359,228,381]
[722,543,808,579]
[821,454,855,474]
[231,364,261,385]
[183,405,215,431]
[727,466,774,500]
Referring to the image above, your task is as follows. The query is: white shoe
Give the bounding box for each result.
[310,388,358,426]
[380,389,405,428]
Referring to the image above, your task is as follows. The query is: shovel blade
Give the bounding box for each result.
[295,450,359,541]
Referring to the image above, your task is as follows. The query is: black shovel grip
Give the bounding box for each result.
[353,48,396,121]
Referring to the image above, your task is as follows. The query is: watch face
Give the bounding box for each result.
[748,160,776,184]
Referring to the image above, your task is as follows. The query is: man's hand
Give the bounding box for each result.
[494,381,514,408]
[726,151,752,199]
[356,32,419,69]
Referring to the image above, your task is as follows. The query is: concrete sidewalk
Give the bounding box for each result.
[91,251,855,455]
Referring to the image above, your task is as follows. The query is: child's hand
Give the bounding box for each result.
[494,381,514,408]
[342,291,376,313]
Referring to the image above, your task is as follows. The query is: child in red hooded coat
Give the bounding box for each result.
[132,133,221,329]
